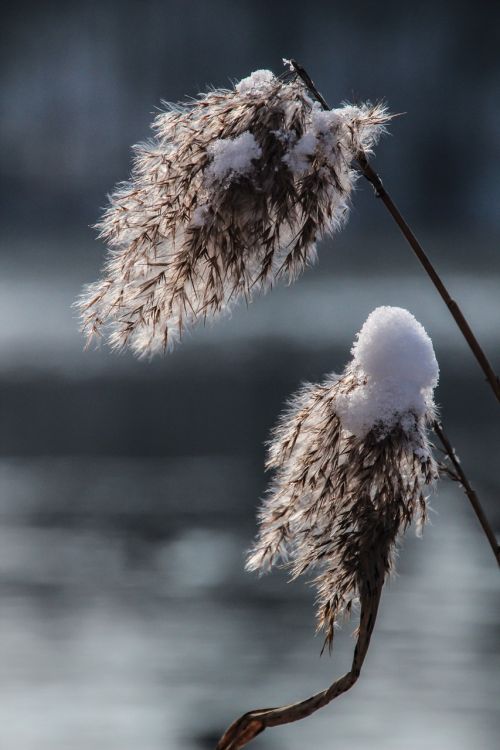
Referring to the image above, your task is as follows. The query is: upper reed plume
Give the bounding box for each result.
[247,306,439,649]
[77,67,390,356]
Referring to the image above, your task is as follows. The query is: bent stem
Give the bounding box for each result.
[288,59,499,566]
[289,59,500,404]
[216,425,499,750]
[216,571,384,750]
[433,421,500,566]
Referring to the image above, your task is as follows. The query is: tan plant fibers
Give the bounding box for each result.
[217,359,438,749]
[77,70,389,355]
[247,367,438,649]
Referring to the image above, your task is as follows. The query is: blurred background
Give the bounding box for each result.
[1,1,499,748]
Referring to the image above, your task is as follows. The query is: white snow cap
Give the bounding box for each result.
[235,69,276,95]
[336,306,439,437]
[206,131,262,183]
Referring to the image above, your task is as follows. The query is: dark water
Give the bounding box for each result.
[0,248,498,749]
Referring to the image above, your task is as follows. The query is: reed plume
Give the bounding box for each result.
[248,306,439,648]
[77,69,389,356]
[217,306,440,750]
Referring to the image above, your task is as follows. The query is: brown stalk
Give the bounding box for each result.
[216,572,383,750]
[215,63,499,750]
[289,59,500,404]
[433,421,500,566]
[289,59,499,565]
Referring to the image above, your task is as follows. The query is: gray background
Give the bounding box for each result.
[0,2,499,749]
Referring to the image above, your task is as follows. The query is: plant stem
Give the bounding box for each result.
[433,421,500,566]
[289,59,500,403]
[216,573,384,750]
[288,59,499,567]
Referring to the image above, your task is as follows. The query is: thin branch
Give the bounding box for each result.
[433,421,500,566]
[289,59,500,404]
[216,572,383,750]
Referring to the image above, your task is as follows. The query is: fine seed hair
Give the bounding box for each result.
[77,68,390,356]
[247,306,439,649]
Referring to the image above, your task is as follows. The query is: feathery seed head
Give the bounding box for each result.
[247,307,439,649]
[76,67,391,356]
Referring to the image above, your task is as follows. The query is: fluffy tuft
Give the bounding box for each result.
[247,307,439,648]
[77,68,391,356]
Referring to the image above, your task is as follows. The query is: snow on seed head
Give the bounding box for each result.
[77,66,391,356]
[247,306,438,643]
[235,69,276,95]
[206,131,262,184]
[336,307,439,438]
[351,306,439,388]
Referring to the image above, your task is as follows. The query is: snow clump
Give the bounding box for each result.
[335,306,439,438]
[235,69,276,95]
[206,131,262,183]
[283,105,343,174]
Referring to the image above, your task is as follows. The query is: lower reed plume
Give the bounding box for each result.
[218,306,440,749]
